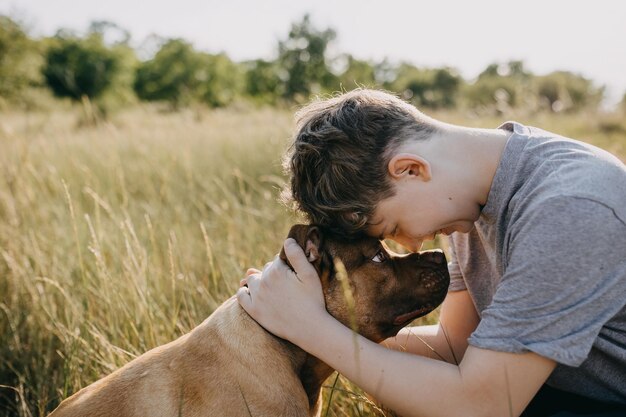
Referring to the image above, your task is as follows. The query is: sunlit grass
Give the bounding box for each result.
[0,104,624,417]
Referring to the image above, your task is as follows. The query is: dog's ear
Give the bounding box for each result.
[280,224,323,269]
[304,227,322,262]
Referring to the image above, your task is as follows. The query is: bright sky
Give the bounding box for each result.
[3,0,626,107]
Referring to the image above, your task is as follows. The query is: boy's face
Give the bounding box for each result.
[366,173,478,251]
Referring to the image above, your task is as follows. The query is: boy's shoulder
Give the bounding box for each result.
[501,121,626,225]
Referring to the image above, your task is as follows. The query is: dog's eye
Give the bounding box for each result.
[371,250,386,263]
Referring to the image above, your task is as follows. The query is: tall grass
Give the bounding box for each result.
[0,104,624,417]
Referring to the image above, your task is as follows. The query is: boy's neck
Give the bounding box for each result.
[452,126,511,206]
[412,123,511,207]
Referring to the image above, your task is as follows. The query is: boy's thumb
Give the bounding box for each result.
[283,238,318,281]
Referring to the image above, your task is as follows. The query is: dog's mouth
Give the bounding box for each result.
[392,305,436,326]
[390,267,450,327]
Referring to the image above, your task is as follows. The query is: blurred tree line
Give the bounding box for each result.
[0,14,620,115]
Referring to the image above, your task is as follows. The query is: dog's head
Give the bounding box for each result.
[280,224,450,342]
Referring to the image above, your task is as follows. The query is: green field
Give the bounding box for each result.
[1,105,625,417]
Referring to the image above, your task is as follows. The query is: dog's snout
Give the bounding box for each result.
[421,250,446,265]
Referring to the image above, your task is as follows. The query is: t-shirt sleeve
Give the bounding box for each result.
[468,196,626,366]
[447,237,467,292]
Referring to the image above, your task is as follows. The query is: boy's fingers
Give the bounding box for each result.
[236,285,251,309]
[283,238,318,280]
[242,264,264,286]
[245,268,261,277]
[237,272,261,309]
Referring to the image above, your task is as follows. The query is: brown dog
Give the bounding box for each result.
[49,224,449,417]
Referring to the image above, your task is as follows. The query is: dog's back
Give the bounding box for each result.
[50,297,313,417]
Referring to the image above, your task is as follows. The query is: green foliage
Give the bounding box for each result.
[244,59,283,103]
[478,60,529,79]
[40,23,137,121]
[88,20,130,45]
[464,75,520,110]
[278,14,337,100]
[389,63,462,109]
[334,54,378,90]
[0,16,44,106]
[134,39,242,108]
[0,15,615,112]
[86,22,139,113]
[533,71,604,112]
[463,62,604,114]
[463,61,532,113]
[133,39,198,107]
[43,33,122,101]
[196,53,244,107]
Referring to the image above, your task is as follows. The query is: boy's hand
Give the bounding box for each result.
[240,267,261,287]
[245,268,261,276]
[237,238,327,344]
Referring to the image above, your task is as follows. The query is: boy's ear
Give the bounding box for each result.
[387,153,432,182]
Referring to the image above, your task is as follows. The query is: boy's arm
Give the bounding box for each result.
[304,312,556,417]
[383,289,480,364]
[238,240,556,417]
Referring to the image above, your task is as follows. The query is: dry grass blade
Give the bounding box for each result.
[323,372,341,417]
[0,105,623,416]
[333,257,361,380]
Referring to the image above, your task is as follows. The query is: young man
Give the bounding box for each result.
[237,89,626,417]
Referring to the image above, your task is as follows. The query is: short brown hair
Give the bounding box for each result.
[282,89,439,237]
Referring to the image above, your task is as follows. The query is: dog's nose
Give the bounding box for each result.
[420,250,446,265]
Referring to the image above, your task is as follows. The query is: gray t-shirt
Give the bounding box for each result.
[448,121,626,403]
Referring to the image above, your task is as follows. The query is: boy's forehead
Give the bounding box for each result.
[365,216,387,239]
